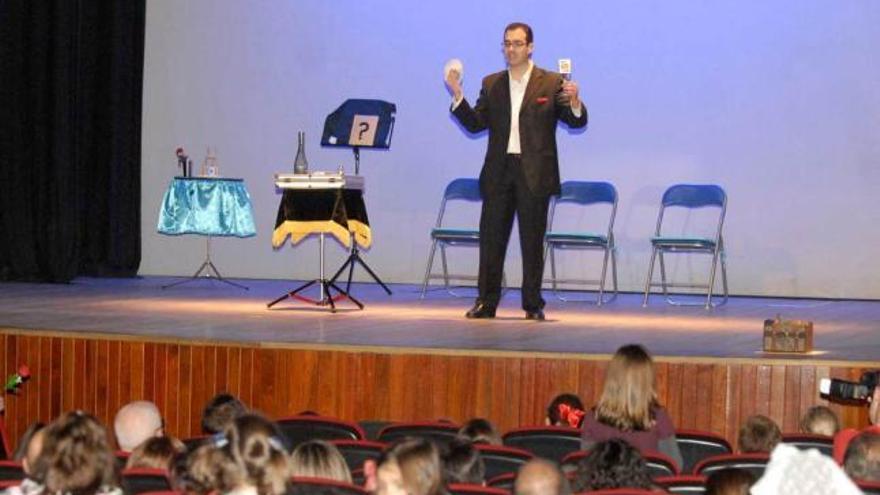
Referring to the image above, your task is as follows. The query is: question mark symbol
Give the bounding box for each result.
[358,122,369,141]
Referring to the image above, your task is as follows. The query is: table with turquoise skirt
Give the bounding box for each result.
[157,177,256,289]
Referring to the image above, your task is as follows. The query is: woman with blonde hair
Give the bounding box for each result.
[375,438,445,495]
[581,344,683,467]
[28,411,122,495]
[289,440,352,483]
[182,414,291,495]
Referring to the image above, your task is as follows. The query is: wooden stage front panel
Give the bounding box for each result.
[0,329,871,453]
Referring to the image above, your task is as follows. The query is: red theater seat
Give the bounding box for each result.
[330,439,387,473]
[502,426,582,463]
[0,418,11,460]
[693,453,769,479]
[277,415,365,449]
[655,474,706,494]
[121,468,173,495]
[447,483,509,495]
[486,472,516,491]
[573,489,659,495]
[781,432,833,457]
[475,444,534,480]
[674,429,732,474]
[858,480,880,495]
[0,461,25,482]
[376,421,460,445]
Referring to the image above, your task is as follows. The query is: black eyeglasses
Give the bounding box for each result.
[502,41,528,49]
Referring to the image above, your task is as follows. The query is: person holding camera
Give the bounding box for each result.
[833,387,880,465]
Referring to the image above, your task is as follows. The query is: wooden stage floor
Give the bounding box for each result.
[1,276,878,364]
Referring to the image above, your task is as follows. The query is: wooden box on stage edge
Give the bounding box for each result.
[763,316,814,353]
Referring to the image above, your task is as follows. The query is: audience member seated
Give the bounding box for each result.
[458,419,502,446]
[125,436,186,470]
[374,438,445,495]
[843,431,880,483]
[571,438,658,493]
[202,393,248,435]
[290,440,352,483]
[183,413,290,495]
[443,437,485,485]
[581,344,683,468]
[113,401,164,453]
[26,411,121,495]
[801,405,840,437]
[737,415,781,453]
[834,387,880,464]
[704,468,755,495]
[751,443,860,495]
[4,423,46,495]
[181,439,237,495]
[12,422,45,465]
[227,414,291,495]
[514,459,570,495]
[545,393,585,428]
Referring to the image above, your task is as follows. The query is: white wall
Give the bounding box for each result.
[141,0,880,298]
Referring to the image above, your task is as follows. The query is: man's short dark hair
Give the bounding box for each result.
[504,22,533,44]
[844,432,880,482]
[737,415,781,453]
[201,393,246,434]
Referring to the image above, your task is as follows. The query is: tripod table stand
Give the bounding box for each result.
[268,172,371,310]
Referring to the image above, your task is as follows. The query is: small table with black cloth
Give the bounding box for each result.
[269,178,372,310]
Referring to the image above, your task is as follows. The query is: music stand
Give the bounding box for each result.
[321,99,396,295]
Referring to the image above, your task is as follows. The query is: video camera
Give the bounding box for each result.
[820,370,880,402]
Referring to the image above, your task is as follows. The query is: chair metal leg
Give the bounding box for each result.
[653,248,729,308]
[720,249,729,303]
[643,247,658,307]
[703,247,730,308]
[420,239,439,299]
[610,246,619,300]
[597,246,610,306]
[658,251,671,301]
[543,242,620,305]
[439,245,451,294]
[705,249,721,309]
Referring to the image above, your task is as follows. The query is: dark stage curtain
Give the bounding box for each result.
[0,0,145,282]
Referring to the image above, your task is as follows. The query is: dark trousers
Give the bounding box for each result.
[478,154,550,312]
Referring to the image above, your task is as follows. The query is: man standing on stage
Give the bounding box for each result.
[445,22,587,320]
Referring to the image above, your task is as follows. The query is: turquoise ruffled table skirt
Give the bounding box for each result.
[157,177,256,237]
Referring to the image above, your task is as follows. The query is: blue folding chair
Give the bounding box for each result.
[420,178,504,298]
[543,181,618,304]
[643,184,728,309]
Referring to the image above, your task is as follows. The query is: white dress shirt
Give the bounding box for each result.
[506,61,534,154]
[451,60,582,155]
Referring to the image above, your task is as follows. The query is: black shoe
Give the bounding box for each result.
[465,302,496,319]
[525,309,545,321]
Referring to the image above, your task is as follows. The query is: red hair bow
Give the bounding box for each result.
[558,403,585,428]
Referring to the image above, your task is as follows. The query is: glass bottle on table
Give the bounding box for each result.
[202,147,219,177]
[294,131,309,174]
